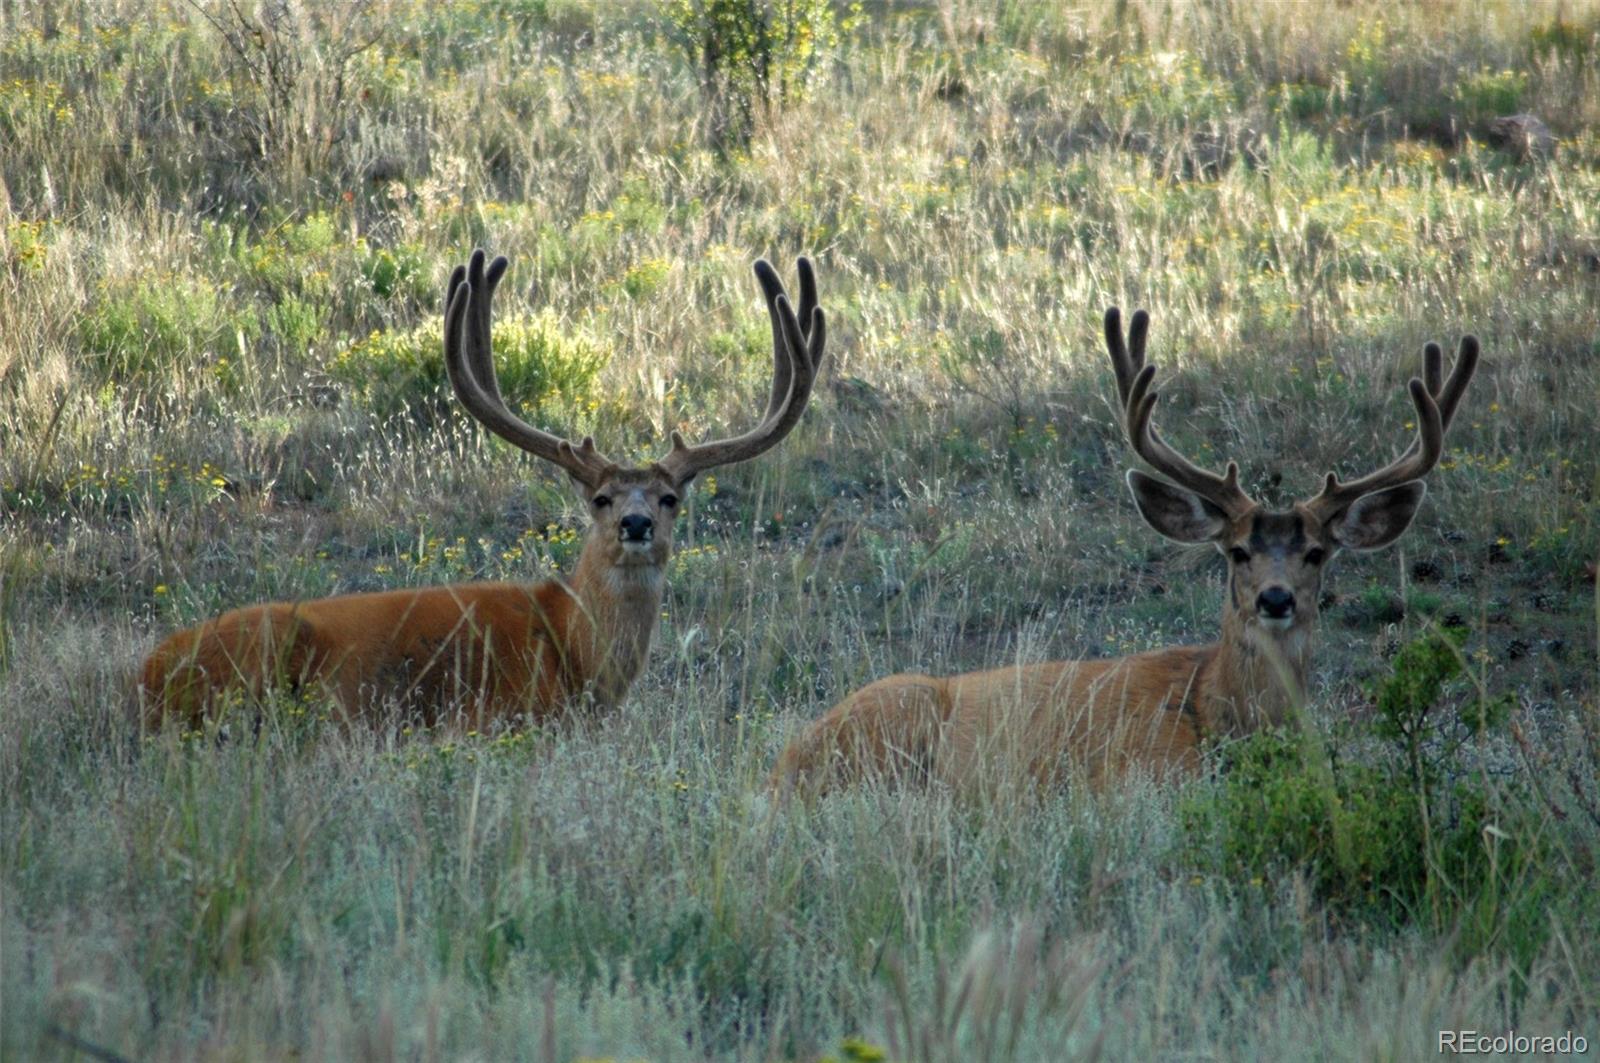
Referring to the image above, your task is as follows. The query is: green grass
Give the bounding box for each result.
[3,1,1598,1058]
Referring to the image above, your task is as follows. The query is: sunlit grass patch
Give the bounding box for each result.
[332,311,608,421]
[77,271,236,389]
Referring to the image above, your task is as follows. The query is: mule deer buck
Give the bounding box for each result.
[143,250,825,731]
[771,309,1477,795]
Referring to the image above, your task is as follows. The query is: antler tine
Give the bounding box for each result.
[767,256,819,420]
[1376,335,1479,464]
[753,258,801,425]
[751,257,822,426]
[1109,309,1254,519]
[1303,378,1441,520]
[1103,306,1149,411]
[1434,334,1479,431]
[462,250,509,404]
[1125,364,1254,518]
[1303,335,1477,520]
[444,250,612,486]
[656,258,824,484]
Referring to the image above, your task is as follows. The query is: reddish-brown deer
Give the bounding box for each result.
[770,309,1477,795]
[143,250,825,731]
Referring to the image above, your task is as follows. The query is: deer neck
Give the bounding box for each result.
[566,539,667,711]
[1198,606,1314,738]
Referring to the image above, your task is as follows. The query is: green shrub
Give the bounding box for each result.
[330,311,607,422]
[359,240,429,301]
[1270,81,1332,122]
[1182,728,1426,918]
[4,218,50,273]
[616,256,672,299]
[1182,629,1547,968]
[230,213,342,297]
[78,272,240,388]
[263,294,325,360]
[664,0,855,150]
[1372,628,1511,771]
[279,212,340,257]
[610,176,670,234]
[1341,17,1396,103]
[1110,50,1237,126]
[1453,68,1528,123]
[1529,14,1600,59]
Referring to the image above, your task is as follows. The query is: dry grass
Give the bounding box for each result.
[2,1,1597,1058]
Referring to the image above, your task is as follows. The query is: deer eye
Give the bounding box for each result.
[591,494,611,509]
[1304,547,1326,566]
[660,494,679,510]
[1229,547,1251,565]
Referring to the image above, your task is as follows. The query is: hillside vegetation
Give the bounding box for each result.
[2,1,1597,1059]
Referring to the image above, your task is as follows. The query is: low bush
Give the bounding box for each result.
[1182,629,1550,973]
[331,312,608,422]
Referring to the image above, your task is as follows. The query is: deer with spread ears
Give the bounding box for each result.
[142,249,825,731]
[770,309,1477,796]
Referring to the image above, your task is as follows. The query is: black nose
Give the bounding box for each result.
[1256,586,1295,618]
[619,514,653,541]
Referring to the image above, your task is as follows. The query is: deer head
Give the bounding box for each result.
[444,250,825,574]
[1104,308,1478,637]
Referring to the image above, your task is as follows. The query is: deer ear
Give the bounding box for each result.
[1328,481,1427,551]
[1127,470,1230,544]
